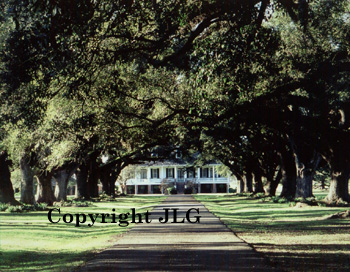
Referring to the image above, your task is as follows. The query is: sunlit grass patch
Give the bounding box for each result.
[0,196,165,271]
[195,193,350,272]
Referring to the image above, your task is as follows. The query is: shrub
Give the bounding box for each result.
[272,196,289,203]
[228,188,236,193]
[72,201,90,207]
[184,188,192,194]
[34,203,48,211]
[0,203,9,211]
[7,203,49,212]
[97,192,117,202]
[6,205,24,213]
[170,188,177,195]
[237,193,253,197]
[53,200,91,207]
[167,187,177,195]
[253,192,265,199]
[317,202,327,207]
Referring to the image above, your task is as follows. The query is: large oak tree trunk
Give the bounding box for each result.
[76,163,88,198]
[0,152,19,205]
[289,136,320,199]
[110,170,118,196]
[237,179,244,193]
[53,166,76,201]
[325,166,350,203]
[20,155,35,204]
[54,171,69,201]
[100,169,111,195]
[100,163,126,196]
[111,164,124,196]
[35,172,55,205]
[279,149,297,198]
[243,172,253,193]
[265,169,282,196]
[294,152,320,198]
[253,169,265,194]
[87,158,99,198]
[295,167,314,198]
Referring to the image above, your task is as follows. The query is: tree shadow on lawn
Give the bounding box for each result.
[0,212,49,217]
[223,217,350,233]
[215,209,350,221]
[0,223,131,238]
[255,243,350,272]
[0,250,92,272]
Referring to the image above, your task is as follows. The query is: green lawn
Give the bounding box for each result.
[0,196,165,272]
[195,193,350,272]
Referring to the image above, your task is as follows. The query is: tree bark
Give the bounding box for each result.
[294,152,320,198]
[87,158,99,198]
[110,170,118,196]
[295,167,313,198]
[243,172,253,193]
[237,179,244,193]
[265,169,282,196]
[76,163,88,198]
[35,171,55,205]
[20,155,35,204]
[53,166,76,201]
[289,136,320,199]
[325,166,350,203]
[100,169,111,195]
[253,169,265,194]
[111,164,125,196]
[54,171,69,201]
[0,151,19,205]
[279,149,297,198]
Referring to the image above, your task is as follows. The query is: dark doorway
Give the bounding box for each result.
[217,184,227,193]
[201,184,212,193]
[127,185,135,194]
[137,185,148,194]
[152,185,161,194]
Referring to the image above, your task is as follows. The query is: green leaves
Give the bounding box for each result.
[0,0,349,188]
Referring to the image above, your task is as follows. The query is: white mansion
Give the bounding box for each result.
[125,158,230,194]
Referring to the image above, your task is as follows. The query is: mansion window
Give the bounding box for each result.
[177,168,185,179]
[140,169,147,179]
[200,167,213,178]
[215,172,222,178]
[187,168,196,178]
[151,168,159,179]
[166,168,174,178]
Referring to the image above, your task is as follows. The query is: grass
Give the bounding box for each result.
[0,196,166,272]
[195,191,350,272]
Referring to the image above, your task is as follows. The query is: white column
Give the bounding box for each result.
[161,166,164,179]
[197,168,201,179]
[135,185,138,195]
[212,166,215,183]
[174,166,178,179]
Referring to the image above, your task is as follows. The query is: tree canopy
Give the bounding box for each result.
[0,0,349,204]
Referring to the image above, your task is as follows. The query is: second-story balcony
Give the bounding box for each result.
[125,176,229,185]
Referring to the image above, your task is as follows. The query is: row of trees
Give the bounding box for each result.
[0,0,349,205]
[192,0,350,203]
